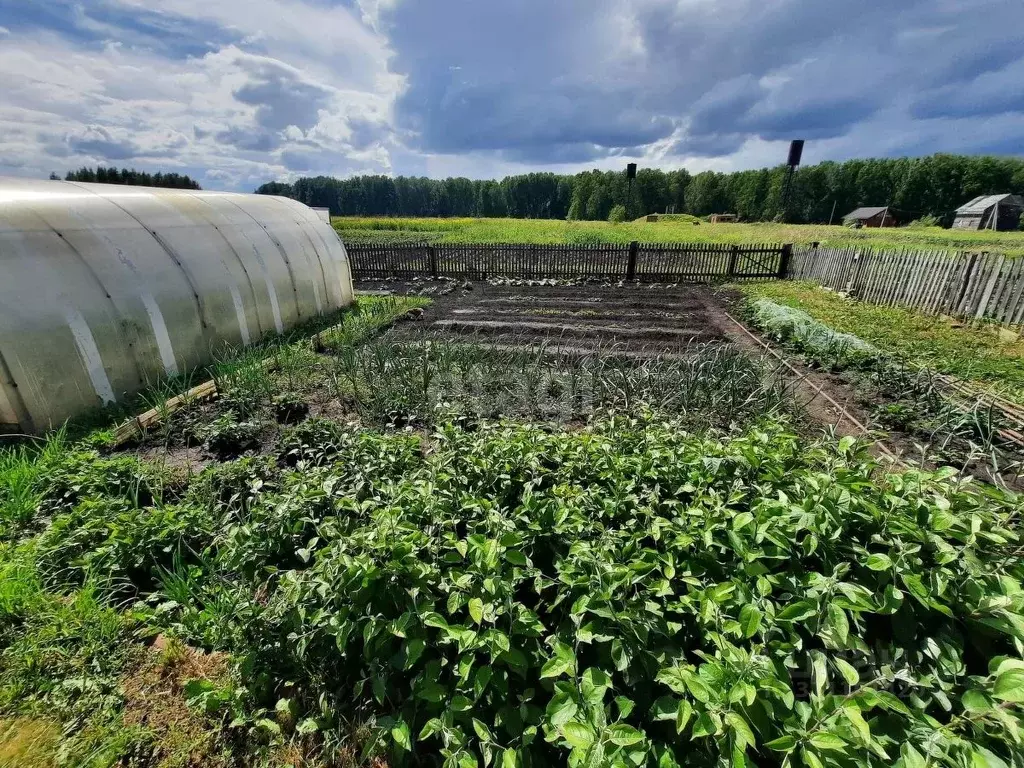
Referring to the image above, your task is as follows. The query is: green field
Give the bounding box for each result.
[335,217,1024,255]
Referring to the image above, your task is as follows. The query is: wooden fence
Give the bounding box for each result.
[347,242,790,282]
[791,246,1024,327]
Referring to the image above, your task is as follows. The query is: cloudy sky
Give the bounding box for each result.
[0,0,1021,191]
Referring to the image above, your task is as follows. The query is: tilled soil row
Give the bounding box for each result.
[451,308,698,324]
[432,318,722,343]
[476,296,710,312]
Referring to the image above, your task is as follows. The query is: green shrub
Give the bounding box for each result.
[608,205,627,224]
[272,392,309,425]
[564,228,607,246]
[0,579,131,714]
[907,214,942,229]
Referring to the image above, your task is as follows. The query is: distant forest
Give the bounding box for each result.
[58,167,202,190]
[256,154,1024,225]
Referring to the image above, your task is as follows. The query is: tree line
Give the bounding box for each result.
[57,167,202,190]
[256,154,1024,225]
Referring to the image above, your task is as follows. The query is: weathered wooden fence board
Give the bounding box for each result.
[349,242,787,283]
[793,245,1024,328]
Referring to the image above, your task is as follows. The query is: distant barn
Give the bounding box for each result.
[843,207,897,228]
[952,194,1024,231]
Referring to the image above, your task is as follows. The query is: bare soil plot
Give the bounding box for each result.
[379,281,738,350]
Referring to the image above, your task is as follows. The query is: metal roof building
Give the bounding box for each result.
[843,207,897,228]
[0,177,354,434]
[953,194,1024,231]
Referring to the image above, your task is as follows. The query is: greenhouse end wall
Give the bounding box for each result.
[0,178,354,434]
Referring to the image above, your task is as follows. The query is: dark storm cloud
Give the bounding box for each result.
[500,143,622,165]
[380,0,1024,164]
[669,133,748,159]
[384,0,677,162]
[686,78,765,139]
[347,117,390,150]
[927,37,1024,86]
[743,98,880,142]
[912,88,1024,121]
[910,59,1024,121]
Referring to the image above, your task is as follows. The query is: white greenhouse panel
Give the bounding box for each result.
[0,178,354,433]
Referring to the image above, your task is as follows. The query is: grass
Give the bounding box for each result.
[6,286,1024,766]
[738,281,1024,400]
[0,717,60,768]
[335,217,1024,255]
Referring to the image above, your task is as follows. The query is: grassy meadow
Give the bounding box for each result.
[335,216,1024,255]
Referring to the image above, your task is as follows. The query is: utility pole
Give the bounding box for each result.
[626,163,637,219]
[828,200,837,226]
[780,140,804,223]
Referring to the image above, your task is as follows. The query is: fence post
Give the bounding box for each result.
[727,245,740,278]
[845,251,860,295]
[778,244,793,279]
[626,241,638,281]
[428,245,438,278]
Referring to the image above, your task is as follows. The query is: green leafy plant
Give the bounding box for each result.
[740,281,1024,400]
[743,291,1021,477]
[196,412,261,459]
[273,392,310,425]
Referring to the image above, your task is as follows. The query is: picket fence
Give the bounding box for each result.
[348,242,790,282]
[790,246,1024,328]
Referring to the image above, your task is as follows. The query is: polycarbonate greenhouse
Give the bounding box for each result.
[0,177,354,434]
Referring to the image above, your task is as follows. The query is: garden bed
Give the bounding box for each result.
[734,284,1024,486]
[3,283,1024,768]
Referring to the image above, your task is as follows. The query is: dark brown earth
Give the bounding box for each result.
[374,281,734,350]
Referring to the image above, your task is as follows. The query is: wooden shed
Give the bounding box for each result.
[952,194,1024,231]
[842,207,897,228]
[709,213,738,224]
